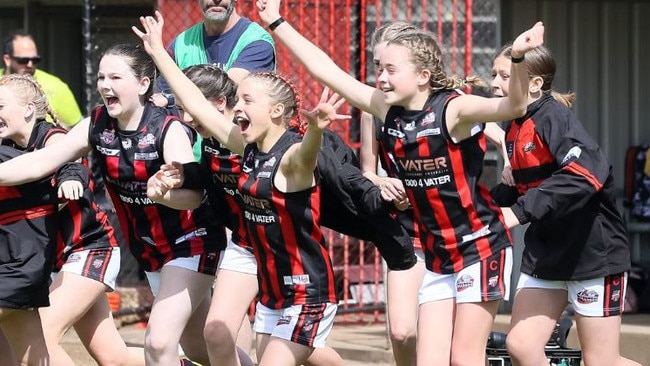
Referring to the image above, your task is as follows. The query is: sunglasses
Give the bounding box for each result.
[10,55,41,65]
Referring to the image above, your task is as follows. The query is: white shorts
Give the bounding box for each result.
[419,247,512,305]
[57,247,121,291]
[217,240,257,275]
[517,272,628,317]
[253,302,338,348]
[145,254,205,297]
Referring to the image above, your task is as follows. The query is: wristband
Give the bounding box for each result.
[511,54,525,64]
[180,162,204,189]
[269,17,285,31]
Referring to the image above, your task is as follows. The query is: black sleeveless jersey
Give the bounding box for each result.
[3,120,118,270]
[374,116,422,248]
[382,90,511,274]
[239,131,337,309]
[88,105,225,271]
[201,137,250,251]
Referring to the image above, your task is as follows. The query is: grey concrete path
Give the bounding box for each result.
[61,313,650,365]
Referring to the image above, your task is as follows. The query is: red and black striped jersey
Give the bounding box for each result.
[382,90,511,274]
[3,120,118,270]
[500,92,630,280]
[201,137,250,251]
[88,105,225,272]
[374,116,422,249]
[239,131,337,309]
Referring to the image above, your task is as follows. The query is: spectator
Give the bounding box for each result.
[1,29,83,129]
[153,0,275,109]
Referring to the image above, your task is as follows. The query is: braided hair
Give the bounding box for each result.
[0,73,62,125]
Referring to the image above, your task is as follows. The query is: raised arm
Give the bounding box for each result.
[132,12,245,155]
[280,88,349,192]
[0,118,92,186]
[446,22,545,131]
[256,0,388,121]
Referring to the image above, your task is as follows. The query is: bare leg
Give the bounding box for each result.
[0,308,50,366]
[417,298,454,365]
[506,288,567,366]
[144,266,214,366]
[0,328,18,365]
[386,260,425,366]
[204,268,257,366]
[74,292,145,366]
[576,314,642,366]
[450,300,500,366]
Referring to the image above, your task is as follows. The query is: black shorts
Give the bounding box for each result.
[0,221,55,309]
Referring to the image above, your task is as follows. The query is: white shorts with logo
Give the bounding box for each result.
[517,272,627,317]
[419,247,513,305]
[57,247,121,291]
[217,240,257,275]
[253,302,338,348]
[145,254,206,297]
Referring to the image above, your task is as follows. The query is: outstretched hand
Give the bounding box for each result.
[300,87,351,131]
[511,21,544,57]
[132,10,166,55]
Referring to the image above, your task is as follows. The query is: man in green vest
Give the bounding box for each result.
[1,29,83,129]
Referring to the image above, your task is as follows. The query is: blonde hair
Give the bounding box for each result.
[247,72,301,126]
[496,44,576,108]
[387,29,485,91]
[0,74,60,124]
[371,21,418,48]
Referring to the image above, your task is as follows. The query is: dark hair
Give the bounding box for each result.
[496,43,576,107]
[101,44,156,98]
[183,64,237,109]
[2,29,34,55]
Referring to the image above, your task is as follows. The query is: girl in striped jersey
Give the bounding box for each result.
[0,45,225,366]
[135,13,347,366]
[0,74,144,365]
[490,45,639,366]
[256,0,543,364]
[359,22,516,366]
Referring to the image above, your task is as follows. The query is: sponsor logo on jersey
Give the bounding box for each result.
[174,228,208,245]
[524,142,536,152]
[416,128,441,138]
[121,139,132,150]
[134,151,160,160]
[284,274,311,285]
[138,133,156,148]
[96,146,120,156]
[263,156,277,168]
[611,289,621,302]
[421,111,436,126]
[398,157,447,172]
[101,129,115,144]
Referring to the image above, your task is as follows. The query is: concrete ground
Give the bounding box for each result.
[61,313,650,365]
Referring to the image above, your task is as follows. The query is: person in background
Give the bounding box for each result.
[153,0,275,109]
[1,29,83,129]
[491,44,640,366]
